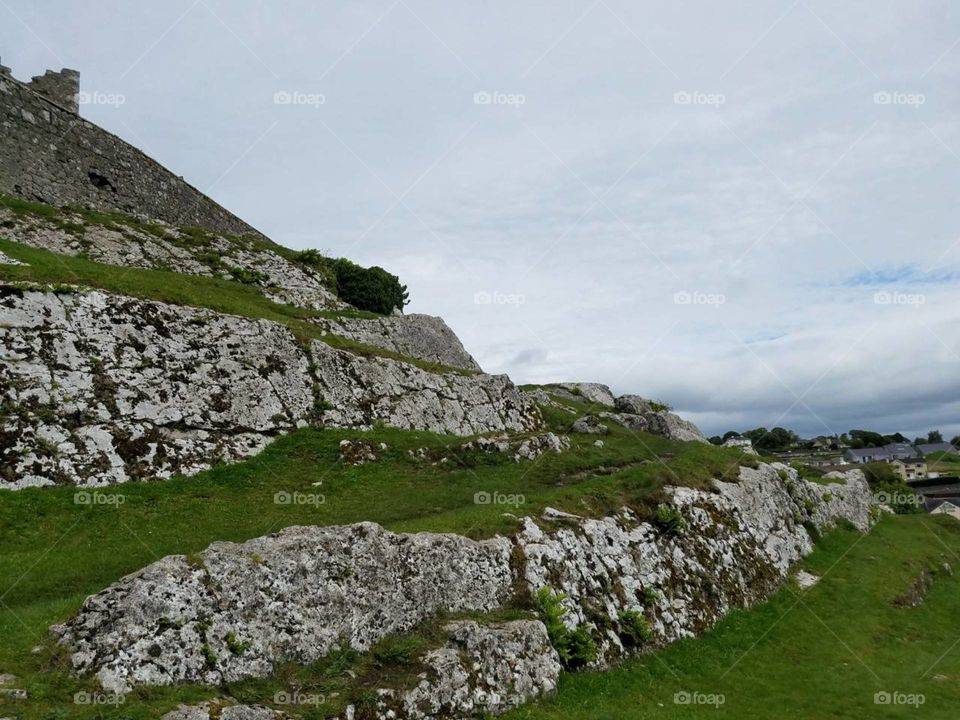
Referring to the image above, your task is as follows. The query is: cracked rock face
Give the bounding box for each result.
[311,340,540,436]
[1,287,539,488]
[312,313,482,371]
[372,621,561,720]
[516,465,874,663]
[552,382,616,407]
[0,287,312,489]
[52,523,515,694]
[614,394,708,443]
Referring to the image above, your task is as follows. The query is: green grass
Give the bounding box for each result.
[0,409,748,719]
[0,238,471,375]
[505,513,960,720]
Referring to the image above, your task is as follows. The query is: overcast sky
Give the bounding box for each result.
[3,1,959,439]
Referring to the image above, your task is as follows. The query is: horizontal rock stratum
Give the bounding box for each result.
[0,285,540,489]
[53,463,877,718]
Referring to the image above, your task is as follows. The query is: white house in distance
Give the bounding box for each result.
[925,498,960,520]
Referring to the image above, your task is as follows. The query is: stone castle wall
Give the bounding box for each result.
[0,65,261,237]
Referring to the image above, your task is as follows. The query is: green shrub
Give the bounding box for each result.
[653,504,685,536]
[331,258,409,315]
[229,267,269,285]
[534,586,598,669]
[372,635,423,667]
[617,610,652,647]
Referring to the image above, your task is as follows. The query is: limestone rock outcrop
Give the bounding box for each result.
[551,382,616,407]
[369,621,561,720]
[53,464,875,710]
[614,394,708,443]
[312,313,481,371]
[52,523,514,694]
[0,286,312,489]
[0,286,540,489]
[310,340,539,436]
[517,465,872,662]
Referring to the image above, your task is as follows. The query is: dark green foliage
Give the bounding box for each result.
[331,258,409,315]
[617,610,652,648]
[228,267,268,285]
[534,587,598,669]
[372,635,424,667]
[743,426,799,451]
[653,505,684,536]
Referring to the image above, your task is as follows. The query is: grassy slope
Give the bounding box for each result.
[0,400,750,719]
[506,514,960,720]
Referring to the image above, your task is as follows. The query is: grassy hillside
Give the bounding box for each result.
[0,398,750,719]
[505,513,960,719]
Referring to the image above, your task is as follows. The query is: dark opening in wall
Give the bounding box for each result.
[88,171,116,193]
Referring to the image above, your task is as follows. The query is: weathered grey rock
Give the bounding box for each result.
[162,703,290,720]
[0,249,25,265]
[311,340,540,436]
[0,286,312,489]
[614,395,708,443]
[373,621,561,719]
[597,411,649,432]
[513,432,569,462]
[53,523,514,694]
[553,383,616,407]
[645,411,708,443]
[723,436,758,455]
[516,465,874,663]
[571,415,609,435]
[1,287,539,488]
[312,314,481,371]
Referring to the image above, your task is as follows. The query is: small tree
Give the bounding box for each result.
[331,258,409,315]
[928,430,944,444]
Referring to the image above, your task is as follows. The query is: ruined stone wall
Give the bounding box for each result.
[0,68,261,237]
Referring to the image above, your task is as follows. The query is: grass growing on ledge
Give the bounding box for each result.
[0,238,473,376]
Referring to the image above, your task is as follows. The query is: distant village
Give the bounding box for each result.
[712,428,960,520]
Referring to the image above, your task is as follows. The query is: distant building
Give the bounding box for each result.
[891,458,927,482]
[924,497,960,520]
[843,442,920,464]
[723,437,758,455]
[916,442,958,457]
